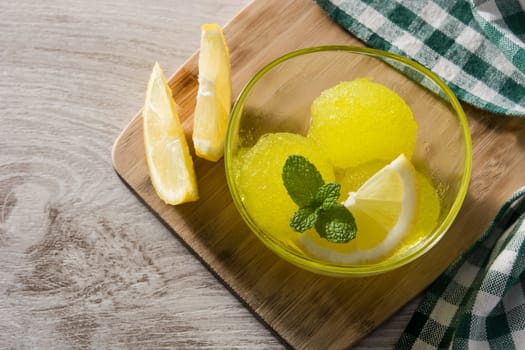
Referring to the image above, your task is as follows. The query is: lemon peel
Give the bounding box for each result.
[143,62,199,205]
[192,23,231,161]
[300,154,417,263]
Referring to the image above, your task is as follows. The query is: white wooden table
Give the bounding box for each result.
[1,1,419,348]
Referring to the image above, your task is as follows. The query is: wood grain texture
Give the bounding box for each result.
[1,0,279,349]
[112,0,525,349]
[2,0,523,350]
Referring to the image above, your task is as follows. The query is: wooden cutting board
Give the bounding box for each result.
[112,0,525,348]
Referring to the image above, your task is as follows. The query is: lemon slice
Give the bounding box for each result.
[300,154,417,263]
[143,62,199,205]
[192,23,232,162]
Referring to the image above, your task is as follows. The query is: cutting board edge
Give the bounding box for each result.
[111,121,296,350]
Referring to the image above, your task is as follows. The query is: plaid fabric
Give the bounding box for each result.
[396,187,525,349]
[315,0,525,116]
[471,0,525,74]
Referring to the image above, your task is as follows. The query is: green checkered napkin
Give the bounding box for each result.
[315,0,525,116]
[396,187,525,349]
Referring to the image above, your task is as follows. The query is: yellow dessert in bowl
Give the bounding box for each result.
[225,46,471,277]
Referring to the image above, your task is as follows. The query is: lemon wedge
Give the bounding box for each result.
[192,23,232,162]
[300,154,417,263]
[143,62,199,205]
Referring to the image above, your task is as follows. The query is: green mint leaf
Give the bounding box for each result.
[282,155,357,244]
[315,183,341,209]
[282,155,325,207]
[315,204,357,243]
[290,206,318,232]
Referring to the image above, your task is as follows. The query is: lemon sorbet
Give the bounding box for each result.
[233,79,440,264]
[235,133,335,247]
[308,78,418,169]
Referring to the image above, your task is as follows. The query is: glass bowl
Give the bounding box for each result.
[224,46,471,277]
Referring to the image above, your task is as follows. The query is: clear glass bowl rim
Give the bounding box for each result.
[224,45,472,276]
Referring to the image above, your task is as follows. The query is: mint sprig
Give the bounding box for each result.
[282,155,357,243]
[281,154,324,207]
